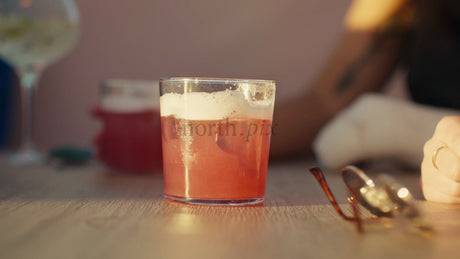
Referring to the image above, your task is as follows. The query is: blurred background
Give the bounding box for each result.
[0,0,406,152]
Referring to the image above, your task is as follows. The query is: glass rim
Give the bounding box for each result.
[160,77,275,84]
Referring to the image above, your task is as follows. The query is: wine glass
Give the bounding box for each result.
[0,0,79,164]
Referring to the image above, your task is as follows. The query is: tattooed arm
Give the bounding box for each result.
[270,0,414,158]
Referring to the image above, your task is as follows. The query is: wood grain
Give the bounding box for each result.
[1,160,460,259]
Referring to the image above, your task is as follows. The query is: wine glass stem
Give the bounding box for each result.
[18,68,41,151]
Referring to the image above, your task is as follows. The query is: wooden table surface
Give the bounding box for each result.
[1,159,460,259]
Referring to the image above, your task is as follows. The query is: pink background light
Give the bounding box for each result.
[31,0,405,151]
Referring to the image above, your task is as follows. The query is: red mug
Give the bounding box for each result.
[93,79,162,173]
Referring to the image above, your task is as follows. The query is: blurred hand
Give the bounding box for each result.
[422,116,460,203]
[314,94,455,170]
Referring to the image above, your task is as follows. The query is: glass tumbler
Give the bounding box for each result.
[160,77,276,205]
[93,79,162,173]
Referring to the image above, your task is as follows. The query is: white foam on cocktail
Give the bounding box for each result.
[101,96,159,113]
[160,90,273,120]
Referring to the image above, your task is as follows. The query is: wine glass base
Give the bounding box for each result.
[8,148,43,165]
